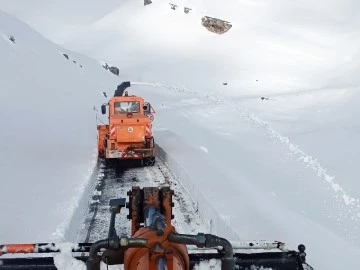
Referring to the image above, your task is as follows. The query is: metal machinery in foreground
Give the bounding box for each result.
[0,187,313,270]
[97,82,156,166]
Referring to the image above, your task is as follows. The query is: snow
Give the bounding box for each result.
[0,9,118,243]
[193,259,221,270]
[1,1,360,270]
[199,146,209,154]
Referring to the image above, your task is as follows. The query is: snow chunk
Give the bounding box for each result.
[199,146,209,153]
[194,259,221,270]
[53,243,85,270]
[54,253,86,270]
[249,266,273,270]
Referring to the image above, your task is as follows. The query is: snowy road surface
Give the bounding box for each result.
[76,158,207,243]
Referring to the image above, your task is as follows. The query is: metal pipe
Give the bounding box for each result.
[186,240,288,252]
[168,233,205,246]
[86,237,120,270]
[86,240,108,270]
[119,237,148,248]
[227,240,288,251]
[204,234,235,270]
[168,233,235,270]
[108,211,117,238]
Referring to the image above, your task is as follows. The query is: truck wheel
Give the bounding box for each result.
[144,156,155,166]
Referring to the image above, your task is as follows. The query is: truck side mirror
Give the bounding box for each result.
[143,103,151,114]
[101,104,107,115]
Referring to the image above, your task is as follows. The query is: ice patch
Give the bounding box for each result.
[199,146,209,153]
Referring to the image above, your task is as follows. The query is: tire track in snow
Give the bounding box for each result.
[77,158,206,243]
[133,81,360,241]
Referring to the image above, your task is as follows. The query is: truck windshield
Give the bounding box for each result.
[114,101,140,114]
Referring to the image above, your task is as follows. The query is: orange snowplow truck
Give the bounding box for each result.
[98,82,155,166]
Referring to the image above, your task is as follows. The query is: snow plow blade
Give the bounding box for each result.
[0,250,312,269]
[0,187,313,269]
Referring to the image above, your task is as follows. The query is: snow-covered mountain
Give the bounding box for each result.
[2,0,360,95]
[1,1,360,269]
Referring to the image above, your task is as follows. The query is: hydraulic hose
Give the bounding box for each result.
[144,206,167,235]
[86,237,120,270]
[86,240,110,270]
[168,233,235,270]
[86,237,148,270]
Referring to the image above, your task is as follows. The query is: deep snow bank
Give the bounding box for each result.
[0,10,118,242]
[129,83,360,270]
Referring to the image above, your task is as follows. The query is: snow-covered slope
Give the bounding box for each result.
[129,82,360,269]
[4,0,359,96]
[0,9,118,243]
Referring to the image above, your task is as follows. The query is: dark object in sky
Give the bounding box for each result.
[184,7,192,14]
[223,82,228,86]
[261,97,269,100]
[102,63,120,76]
[201,16,232,34]
[169,3,178,10]
[73,60,76,64]
[63,53,69,60]
[103,92,107,98]
[144,0,152,5]
[109,66,119,76]
[9,35,15,43]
